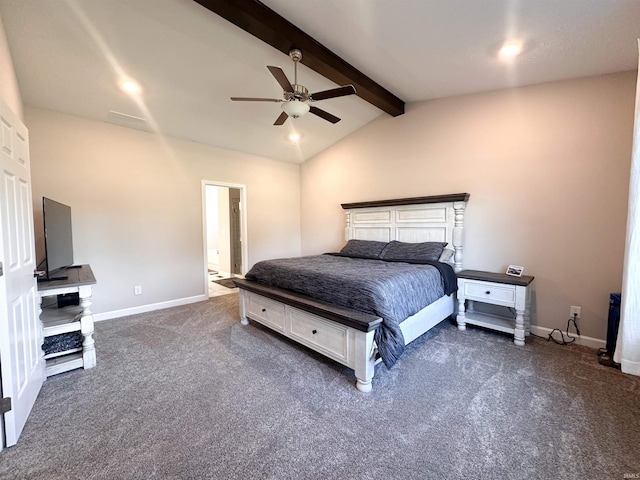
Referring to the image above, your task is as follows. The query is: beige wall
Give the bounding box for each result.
[0,10,22,118]
[301,72,636,341]
[26,107,301,316]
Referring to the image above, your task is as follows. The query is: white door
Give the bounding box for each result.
[0,98,44,449]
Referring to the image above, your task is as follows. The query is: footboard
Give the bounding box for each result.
[234,279,381,392]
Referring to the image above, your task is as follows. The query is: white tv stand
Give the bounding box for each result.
[37,265,97,377]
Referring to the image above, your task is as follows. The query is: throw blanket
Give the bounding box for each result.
[245,254,456,368]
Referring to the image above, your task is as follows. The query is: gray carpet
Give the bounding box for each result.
[1,293,638,480]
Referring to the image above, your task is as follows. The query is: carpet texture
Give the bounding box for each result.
[1,293,638,480]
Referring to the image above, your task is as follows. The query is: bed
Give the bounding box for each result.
[234,193,470,391]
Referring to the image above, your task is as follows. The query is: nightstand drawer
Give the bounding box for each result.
[247,294,286,332]
[463,280,516,307]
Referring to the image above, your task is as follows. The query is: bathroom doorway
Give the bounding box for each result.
[203,181,247,297]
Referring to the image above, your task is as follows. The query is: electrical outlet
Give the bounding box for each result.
[134,285,142,295]
[570,305,581,318]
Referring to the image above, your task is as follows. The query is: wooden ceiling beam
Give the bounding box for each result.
[193,0,405,117]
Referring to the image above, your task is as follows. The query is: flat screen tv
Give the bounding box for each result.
[41,197,74,280]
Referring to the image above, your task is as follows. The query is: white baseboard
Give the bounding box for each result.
[94,294,208,322]
[530,325,605,349]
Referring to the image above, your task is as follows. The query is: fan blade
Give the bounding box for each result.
[309,106,341,124]
[274,111,288,126]
[267,66,293,92]
[231,97,282,102]
[310,85,356,101]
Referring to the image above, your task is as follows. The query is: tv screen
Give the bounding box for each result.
[42,197,74,279]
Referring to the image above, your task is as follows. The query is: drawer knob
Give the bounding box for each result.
[261,308,266,312]
[312,329,317,334]
[485,291,491,295]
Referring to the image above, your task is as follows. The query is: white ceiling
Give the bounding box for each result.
[1,0,639,164]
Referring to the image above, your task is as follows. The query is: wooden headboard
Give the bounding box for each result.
[341,193,470,272]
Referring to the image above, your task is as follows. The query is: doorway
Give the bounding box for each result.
[202,181,247,297]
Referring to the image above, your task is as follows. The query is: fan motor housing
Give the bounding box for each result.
[285,84,309,101]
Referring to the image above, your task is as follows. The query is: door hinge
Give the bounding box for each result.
[0,397,12,414]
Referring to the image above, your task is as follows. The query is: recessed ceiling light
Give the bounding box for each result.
[288,132,301,143]
[499,42,523,59]
[120,80,141,94]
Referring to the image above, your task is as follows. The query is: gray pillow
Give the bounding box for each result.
[339,239,389,259]
[379,240,448,262]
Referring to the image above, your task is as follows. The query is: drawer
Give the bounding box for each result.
[463,280,516,307]
[288,308,350,363]
[247,294,286,332]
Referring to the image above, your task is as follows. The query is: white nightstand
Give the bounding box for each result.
[456,270,534,345]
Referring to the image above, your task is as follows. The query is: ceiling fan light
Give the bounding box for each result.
[282,100,310,118]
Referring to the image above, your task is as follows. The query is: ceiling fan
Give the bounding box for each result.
[231,49,357,126]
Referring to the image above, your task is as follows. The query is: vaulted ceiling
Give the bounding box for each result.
[1,0,639,163]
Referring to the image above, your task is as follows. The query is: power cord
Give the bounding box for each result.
[505,308,581,345]
[547,313,580,345]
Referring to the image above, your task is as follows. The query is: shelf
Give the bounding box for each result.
[44,347,83,360]
[463,312,515,335]
[41,305,82,337]
[46,352,84,377]
[43,320,81,337]
[42,305,82,323]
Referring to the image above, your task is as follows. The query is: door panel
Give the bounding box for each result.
[229,188,241,275]
[0,98,44,449]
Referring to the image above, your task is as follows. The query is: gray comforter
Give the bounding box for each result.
[245,254,452,368]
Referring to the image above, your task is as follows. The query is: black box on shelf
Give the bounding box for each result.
[57,292,79,308]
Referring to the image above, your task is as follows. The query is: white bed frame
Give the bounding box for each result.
[236,193,469,392]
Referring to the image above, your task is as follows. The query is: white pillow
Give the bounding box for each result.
[438,248,455,263]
